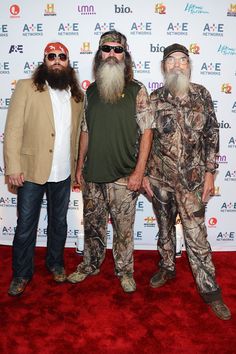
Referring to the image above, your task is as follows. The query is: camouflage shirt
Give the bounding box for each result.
[147,83,219,191]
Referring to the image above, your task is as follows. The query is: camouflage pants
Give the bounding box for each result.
[78,179,138,276]
[151,182,221,302]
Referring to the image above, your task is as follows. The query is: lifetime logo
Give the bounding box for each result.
[208,217,217,227]
[10,4,20,17]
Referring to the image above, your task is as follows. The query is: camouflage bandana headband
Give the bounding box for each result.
[99,32,127,50]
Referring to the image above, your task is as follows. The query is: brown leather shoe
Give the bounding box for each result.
[150,269,175,288]
[209,300,231,320]
[51,267,67,283]
[8,277,29,296]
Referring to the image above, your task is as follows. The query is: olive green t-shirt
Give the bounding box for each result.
[84,81,141,183]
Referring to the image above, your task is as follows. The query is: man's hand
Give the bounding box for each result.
[8,173,24,187]
[76,168,84,189]
[142,176,153,198]
[202,172,215,203]
[127,171,143,191]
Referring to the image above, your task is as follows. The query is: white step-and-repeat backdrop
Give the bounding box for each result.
[0,0,235,251]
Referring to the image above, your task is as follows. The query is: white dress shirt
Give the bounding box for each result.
[48,86,71,182]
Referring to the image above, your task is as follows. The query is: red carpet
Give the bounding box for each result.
[0,246,235,354]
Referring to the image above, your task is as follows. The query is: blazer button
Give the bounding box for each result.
[51,133,55,137]
[49,149,53,153]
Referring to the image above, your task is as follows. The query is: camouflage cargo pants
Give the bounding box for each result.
[77,178,138,276]
[151,182,222,302]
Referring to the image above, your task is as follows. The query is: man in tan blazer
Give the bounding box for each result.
[4,42,84,296]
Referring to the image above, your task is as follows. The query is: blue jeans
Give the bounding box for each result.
[12,177,71,279]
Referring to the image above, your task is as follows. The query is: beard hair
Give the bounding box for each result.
[96,57,125,104]
[46,65,71,90]
[164,68,190,97]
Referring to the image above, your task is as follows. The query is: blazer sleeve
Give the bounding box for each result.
[3,80,29,175]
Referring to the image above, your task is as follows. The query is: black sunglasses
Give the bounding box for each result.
[46,53,68,61]
[100,45,124,54]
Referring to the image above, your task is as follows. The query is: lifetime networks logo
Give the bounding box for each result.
[202,23,224,37]
[166,22,188,36]
[130,22,152,35]
[22,24,43,37]
[184,3,209,14]
[44,3,56,16]
[78,4,96,15]
[208,217,217,228]
[81,80,91,91]
[200,62,221,76]
[10,4,20,18]
[58,23,79,36]
[227,4,236,16]
[0,24,8,37]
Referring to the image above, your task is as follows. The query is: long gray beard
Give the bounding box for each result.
[165,69,190,98]
[96,58,125,104]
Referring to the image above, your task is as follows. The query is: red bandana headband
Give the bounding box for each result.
[44,42,69,55]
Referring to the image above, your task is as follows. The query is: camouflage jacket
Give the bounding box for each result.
[147,83,219,191]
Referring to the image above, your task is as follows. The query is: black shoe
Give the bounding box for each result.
[49,267,67,283]
[209,300,231,320]
[8,277,29,296]
[150,269,175,288]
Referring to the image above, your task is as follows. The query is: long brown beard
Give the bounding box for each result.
[46,65,72,90]
[96,57,125,104]
[165,68,190,98]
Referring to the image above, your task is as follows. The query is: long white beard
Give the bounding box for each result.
[165,69,190,98]
[96,57,125,104]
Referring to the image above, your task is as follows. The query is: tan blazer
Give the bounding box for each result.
[4,79,84,185]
